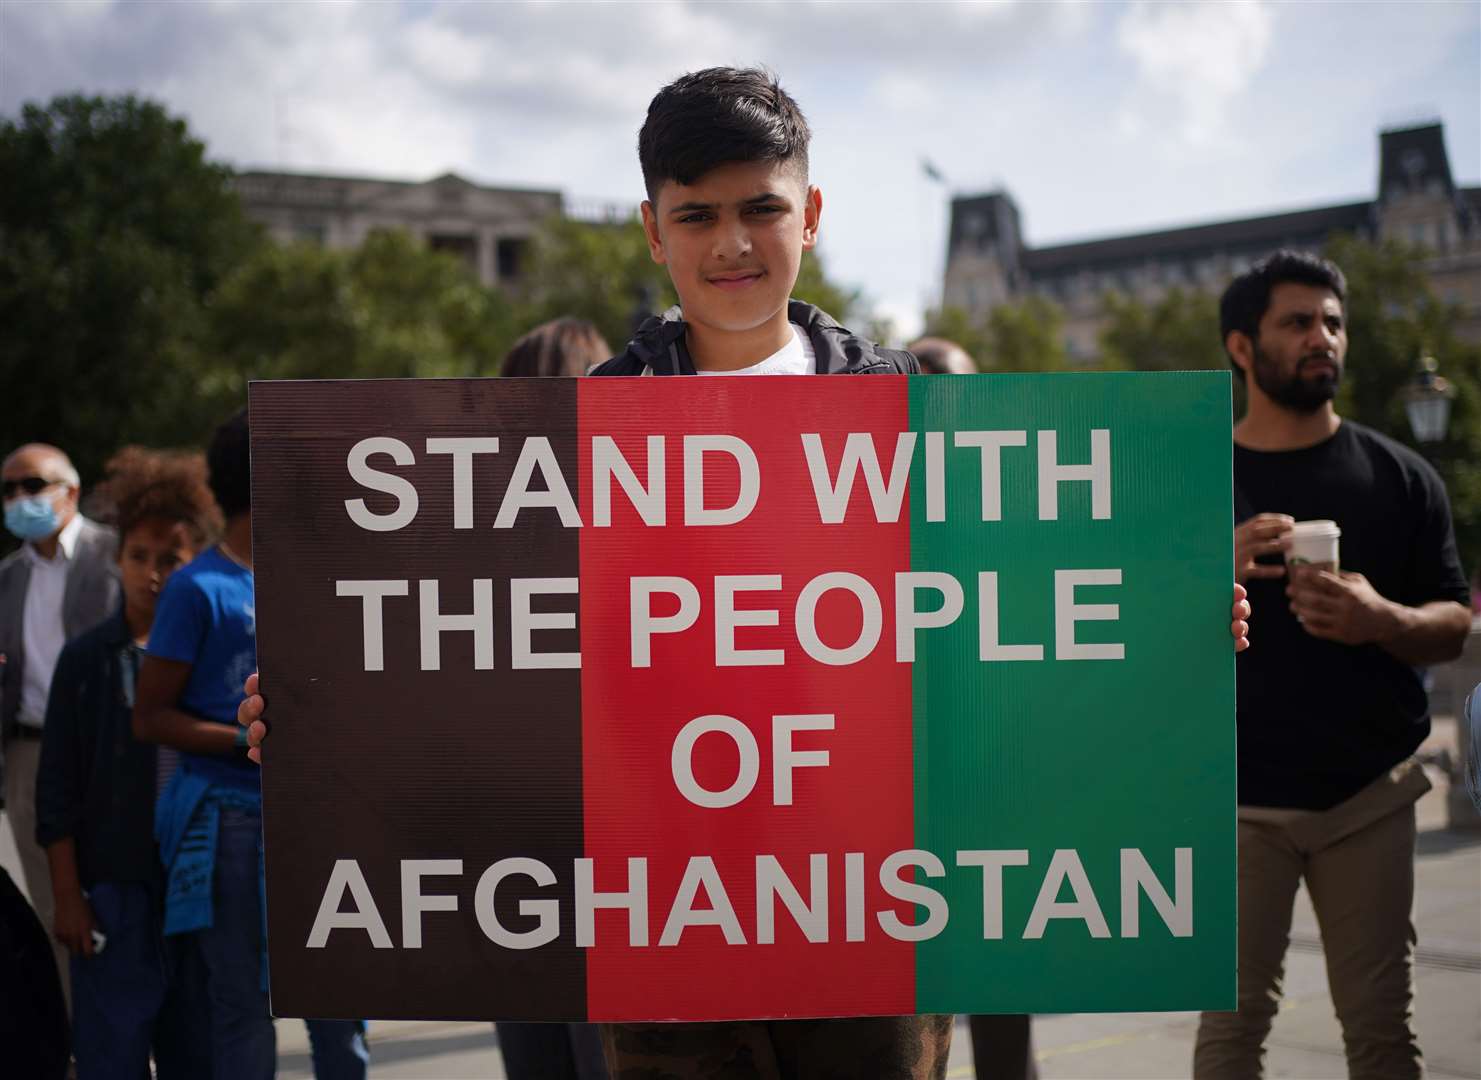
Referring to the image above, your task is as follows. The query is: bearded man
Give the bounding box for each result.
[1194,251,1472,1080]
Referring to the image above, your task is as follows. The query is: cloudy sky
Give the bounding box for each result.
[3,0,1478,337]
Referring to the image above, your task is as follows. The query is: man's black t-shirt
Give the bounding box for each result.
[1234,420,1470,810]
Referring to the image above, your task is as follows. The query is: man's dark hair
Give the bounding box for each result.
[207,407,251,519]
[638,67,810,203]
[1219,250,1347,380]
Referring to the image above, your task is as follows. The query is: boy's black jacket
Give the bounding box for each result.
[35,609,161,888]
[590,300,920,376]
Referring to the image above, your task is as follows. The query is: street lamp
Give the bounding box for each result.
[1404,351,1456,444]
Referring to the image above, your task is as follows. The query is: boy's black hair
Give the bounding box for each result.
[1219,250,1347,381]
[638,67,810,203]
[207,407,251,519]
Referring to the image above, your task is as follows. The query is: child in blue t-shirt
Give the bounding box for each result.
[135,410,370,1080]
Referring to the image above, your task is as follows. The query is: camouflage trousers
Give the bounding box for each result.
[601,1015,953,1080]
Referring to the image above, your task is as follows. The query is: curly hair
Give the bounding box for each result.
[96,446,223,546]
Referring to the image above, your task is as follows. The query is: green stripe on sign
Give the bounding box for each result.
[909,372,1237,1014]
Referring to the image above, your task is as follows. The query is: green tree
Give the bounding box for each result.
[202,229,521,410]
[793,249,861,326]
[982,296,1072,372]
[0,94,261,478]
[1323,233,1481,575]
[1100,288,1226,372]
[518,217,676,350]
[922,297,1074,372]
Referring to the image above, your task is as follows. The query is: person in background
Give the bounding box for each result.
[36,446,220,1078]
[494,317,613,1080]
[134,410,371,1080]
[907,337,977,376]
[909,338,1038,1080]
[500,317,612,379]
[1197,251,1471,1080]
[1,441,121,1003]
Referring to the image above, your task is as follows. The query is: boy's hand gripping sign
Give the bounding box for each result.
[249,372,1235,1022]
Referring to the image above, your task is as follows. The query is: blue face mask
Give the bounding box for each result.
[5,496,60,542]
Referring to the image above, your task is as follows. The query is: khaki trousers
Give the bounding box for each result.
[3,734,71,1007]
[1194,761,1430,1080]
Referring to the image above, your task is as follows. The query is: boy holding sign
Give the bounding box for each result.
[242,68,1251,1078]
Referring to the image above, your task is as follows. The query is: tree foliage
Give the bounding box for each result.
[1323,233,1481,577]
[204,230,521,408]
[0,94,259,479]
[519,217,676,351]
[1099,288,1226,372]
[923,297,1075,372]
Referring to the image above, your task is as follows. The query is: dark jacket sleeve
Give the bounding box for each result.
[34,638,90,848]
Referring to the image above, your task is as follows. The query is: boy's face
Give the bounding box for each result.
[641,159,821,338]
[118,517,196,628]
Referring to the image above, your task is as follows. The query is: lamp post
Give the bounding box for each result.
[1403,351,1480,829]
[1403,351,1455,445]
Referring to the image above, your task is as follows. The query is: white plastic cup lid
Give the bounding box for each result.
[1290,519,1341,540]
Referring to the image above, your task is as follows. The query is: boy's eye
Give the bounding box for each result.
[678,212,711,224]
[747,204,782,216]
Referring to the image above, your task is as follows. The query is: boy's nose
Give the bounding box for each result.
[712,222,752,261]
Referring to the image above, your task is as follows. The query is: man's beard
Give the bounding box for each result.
[1250,341,1341,413]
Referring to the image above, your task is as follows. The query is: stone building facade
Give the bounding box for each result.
[942,124,1481,361]
[232,170,564,289]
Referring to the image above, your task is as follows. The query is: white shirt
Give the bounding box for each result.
[18,513,83,728]
[696,324,816,376]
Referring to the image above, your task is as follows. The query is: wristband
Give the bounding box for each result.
[234,724,249,750]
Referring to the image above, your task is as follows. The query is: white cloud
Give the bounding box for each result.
[1116,0,1273,147]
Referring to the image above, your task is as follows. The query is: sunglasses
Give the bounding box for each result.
[1,477,61,499]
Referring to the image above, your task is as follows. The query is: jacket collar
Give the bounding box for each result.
[620,300,865,375]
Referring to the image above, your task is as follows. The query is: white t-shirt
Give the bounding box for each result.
[19,513,83,728]
[696,324,815,376]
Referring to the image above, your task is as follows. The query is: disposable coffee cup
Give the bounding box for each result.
[1285,519,1340,574]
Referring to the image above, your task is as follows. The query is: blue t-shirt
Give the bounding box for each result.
[148,546,257,788]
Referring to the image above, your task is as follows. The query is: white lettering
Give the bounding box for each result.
[425,437,500,529]
[494,437,582,529]
[1037,429,1111,521]
[306,860,393,949]
[511,577,579,670]
[671,715,760,809]
[345,437,419,532]
[1054,570,1125,661]
[684,435,759,526]
[592,435,665,527]
[419,579,494,671]
[336,579,409,671]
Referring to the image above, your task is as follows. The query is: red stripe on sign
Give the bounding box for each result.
[579,376,915,1021]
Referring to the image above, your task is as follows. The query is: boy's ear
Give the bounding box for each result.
[639,201,667,266]
[801,185,822,252]
[1225,330,1253,377]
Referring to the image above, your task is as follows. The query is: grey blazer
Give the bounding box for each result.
[0,517,120,792]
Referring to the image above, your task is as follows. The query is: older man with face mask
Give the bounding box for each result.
[1,442,119,1000]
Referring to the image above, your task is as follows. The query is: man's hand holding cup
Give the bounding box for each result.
[1234,513,1294,585]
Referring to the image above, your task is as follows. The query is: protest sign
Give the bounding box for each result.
[249,372,1235,1021]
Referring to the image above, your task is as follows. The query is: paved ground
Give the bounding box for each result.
[6,718,1477,1079]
